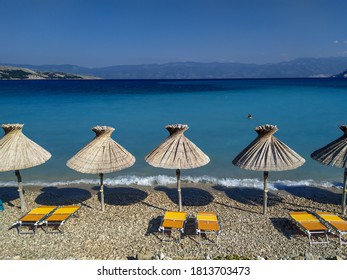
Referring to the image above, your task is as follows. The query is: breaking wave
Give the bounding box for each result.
[0,175,341,190]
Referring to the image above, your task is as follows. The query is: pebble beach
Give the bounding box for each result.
[1,183,346,260]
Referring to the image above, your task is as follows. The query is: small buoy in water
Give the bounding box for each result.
[247,114,253,119]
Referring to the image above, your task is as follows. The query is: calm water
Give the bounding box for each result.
[0,78,347,189]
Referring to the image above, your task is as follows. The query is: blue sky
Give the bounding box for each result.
[1,0,347,67]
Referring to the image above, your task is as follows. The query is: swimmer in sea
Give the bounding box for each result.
[247,114,253,119]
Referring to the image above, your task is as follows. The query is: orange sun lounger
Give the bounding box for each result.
[158,211,187,242]
[195,212,222,244]
[12,206,57,234]
[315,212,347,245]
[40,205,81,234]
[289,211,329,245]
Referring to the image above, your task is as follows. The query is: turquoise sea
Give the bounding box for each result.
[0,78,347,190]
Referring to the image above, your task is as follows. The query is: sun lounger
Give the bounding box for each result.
[158,211,187,242]
[315,211,347,245]
[12,206,57,234]
[195,212,221,244]
[40,205,81,234]
[289,211,329,245]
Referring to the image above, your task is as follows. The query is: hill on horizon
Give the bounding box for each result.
[2,57,347,79]
[0,66,98,80]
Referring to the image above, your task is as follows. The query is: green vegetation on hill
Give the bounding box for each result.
[333,69,347,78]
[0,66,95,80]
[0,70,30,79]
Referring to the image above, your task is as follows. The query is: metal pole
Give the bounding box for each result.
[15,170,26,211]
[176,169,182,212]
[99,173,105,211]
[263,171,269,215]
[342,168,347,215]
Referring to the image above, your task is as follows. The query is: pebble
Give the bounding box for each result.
[0,184,346,260]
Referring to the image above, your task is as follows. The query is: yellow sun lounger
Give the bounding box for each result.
[195,212,222,244]
[158,211,187,242]
[40,205,81,234]
[289,211,329,245]
[316,212,347,245]
[12,206,57,234]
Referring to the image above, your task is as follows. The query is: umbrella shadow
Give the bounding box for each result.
[212,185,282,206]
[274,184,341,205]
[93,186,148,206]
[146,216,162,239]
[35,187,92,206]
[270,217,294,240]
[154,186,214,207]
[0,187,18,207]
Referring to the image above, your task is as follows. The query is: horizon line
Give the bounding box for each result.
[2,55,347,69]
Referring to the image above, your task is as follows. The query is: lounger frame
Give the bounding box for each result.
[158,211,187,243]
[289,211,329,246]
[195,212,222,245]
[12,206,57,235]
[315,212,347,245]
[40,205,81,234]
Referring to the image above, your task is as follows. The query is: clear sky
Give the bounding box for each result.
[1,0,347,67]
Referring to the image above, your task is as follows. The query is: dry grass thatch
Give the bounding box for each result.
[66,126,135,174]
[145,124,210,170]
[311,125,347,214]
[0,124,51,172]
[311,125,347,168]
[232,124,305,171]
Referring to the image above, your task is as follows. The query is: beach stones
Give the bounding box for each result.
[0,184,345,260]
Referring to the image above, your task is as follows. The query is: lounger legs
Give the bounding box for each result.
[17,222,38,235]
[339,233,347,245]
[161,228,182,243]
[307,231,329,246]
[197,231,220,245]
[43,222,65,234]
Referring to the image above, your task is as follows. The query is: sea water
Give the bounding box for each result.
[0,78,347,190]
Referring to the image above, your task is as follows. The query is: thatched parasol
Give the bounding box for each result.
[66,126,135,211]
[145,124,210,211]
[232,124,305,214]
[311,125,347,214]
[0,124,51,211]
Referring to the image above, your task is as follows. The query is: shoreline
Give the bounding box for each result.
[0,174,344,189]
[0,182,346,260]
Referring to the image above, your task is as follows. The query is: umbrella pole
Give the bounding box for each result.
[342,168,347,215]
[15,170,26,211]
[263,171,269,215]
[176,169,182,212]
[99,173,105,212]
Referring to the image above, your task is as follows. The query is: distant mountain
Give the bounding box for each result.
[0,66,97,80]
[2,57,347,79]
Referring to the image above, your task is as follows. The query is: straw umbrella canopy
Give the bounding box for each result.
[66,126,135,211]
[232,124,305,214]
[0,124,51,211]
[145,124,210,211]
[311,125,347,214]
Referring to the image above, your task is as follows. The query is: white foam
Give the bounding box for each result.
[0,175,341,189]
